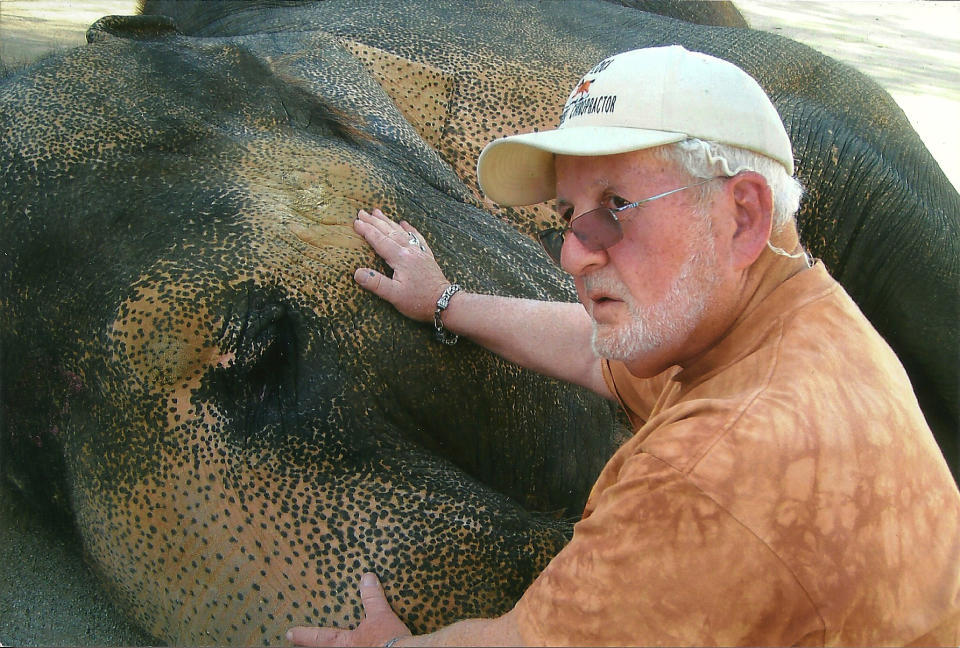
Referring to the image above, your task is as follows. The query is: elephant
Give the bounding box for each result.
[0,1,956,645]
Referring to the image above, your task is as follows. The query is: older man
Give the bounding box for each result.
[289,46,960,646]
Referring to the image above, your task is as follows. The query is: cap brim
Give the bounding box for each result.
[477,126,686,206]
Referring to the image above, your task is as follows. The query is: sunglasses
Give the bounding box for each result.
[535,177,719,266]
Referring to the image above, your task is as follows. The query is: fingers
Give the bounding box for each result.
[353,268,383,291]
[286,573,412,648]
[359,207,393,228]
[353,267,396,303]
[356,572,412,647]
[354,210,428,264]
[355,207,390,229]
[355,209,430,253]
[286,626,346,646]
[352,207,451,322]
[358,572,393,618]
[353,267,421,321]
[356,208,405,243]
[399,221,432,256]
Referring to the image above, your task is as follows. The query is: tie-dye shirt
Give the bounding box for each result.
[514,262,960,646]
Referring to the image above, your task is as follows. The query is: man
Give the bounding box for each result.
[288,46,960,646]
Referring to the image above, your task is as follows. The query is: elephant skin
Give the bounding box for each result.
[0,1,956,645]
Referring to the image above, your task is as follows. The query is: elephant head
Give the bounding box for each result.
[1,1,956,645]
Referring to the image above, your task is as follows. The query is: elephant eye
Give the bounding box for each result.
[201,291,302,442]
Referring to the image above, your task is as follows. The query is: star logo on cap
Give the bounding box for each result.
[572,78,594,98]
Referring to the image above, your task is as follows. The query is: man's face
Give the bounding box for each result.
[554,150,721,369]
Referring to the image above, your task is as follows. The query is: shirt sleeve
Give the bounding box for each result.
[512,453,822,646]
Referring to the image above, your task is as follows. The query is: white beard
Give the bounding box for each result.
[586,234,719,362]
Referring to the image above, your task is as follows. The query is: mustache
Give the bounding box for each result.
[582,272,631,301]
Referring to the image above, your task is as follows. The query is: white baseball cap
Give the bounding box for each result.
[476,45,794,206]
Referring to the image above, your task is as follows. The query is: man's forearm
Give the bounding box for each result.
[350,208,612,399]
[440,291,612,399]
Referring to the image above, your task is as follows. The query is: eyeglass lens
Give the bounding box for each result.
[537,207,623,265]
[536,177,720,266]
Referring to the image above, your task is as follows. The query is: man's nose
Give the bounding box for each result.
[560,231,609,277]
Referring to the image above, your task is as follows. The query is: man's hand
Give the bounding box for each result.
[287,572,412,647]
[353,208,452,323]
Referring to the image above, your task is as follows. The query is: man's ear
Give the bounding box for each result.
[726,171,773,269]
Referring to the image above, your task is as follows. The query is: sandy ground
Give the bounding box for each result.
[737,0,959,191]
[0,1,957,646]
[0,483,156,646]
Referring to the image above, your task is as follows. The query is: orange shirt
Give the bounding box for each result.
[514,263,960,646]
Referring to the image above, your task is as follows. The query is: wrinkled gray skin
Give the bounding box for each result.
[0,1,956,645]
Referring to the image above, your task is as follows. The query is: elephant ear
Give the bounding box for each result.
[343,41,454,154]
[340,39,577,236]
[253,30,474,208]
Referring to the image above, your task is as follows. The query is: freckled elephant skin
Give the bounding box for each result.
[0,1,956,645]
[137,0,959,475]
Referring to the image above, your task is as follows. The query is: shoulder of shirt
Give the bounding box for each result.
[626,269,862,477]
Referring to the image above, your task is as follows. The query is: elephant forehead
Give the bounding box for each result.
[95,141,406,381]
[235,136,384,260]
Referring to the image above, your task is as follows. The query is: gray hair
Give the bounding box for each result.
[654,138,804,232]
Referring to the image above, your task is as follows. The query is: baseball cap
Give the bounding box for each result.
[476,45,794,207]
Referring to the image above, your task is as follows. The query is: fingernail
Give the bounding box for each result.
[286,630,293,640]
[361,572,377,586]
[353,269,372,283]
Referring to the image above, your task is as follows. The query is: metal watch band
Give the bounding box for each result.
[433,283,461,345]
